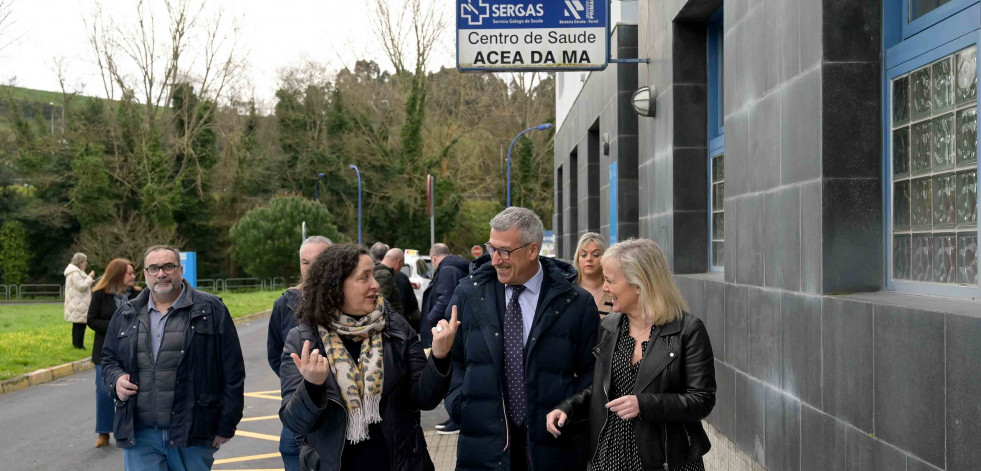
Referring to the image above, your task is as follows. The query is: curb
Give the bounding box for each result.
[0,309,273,397]
[0,357,95,395]
[233,309,272,326]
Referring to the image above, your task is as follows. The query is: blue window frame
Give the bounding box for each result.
[708,7,725,271]
[903,0,976,39]
[884,1,980,299]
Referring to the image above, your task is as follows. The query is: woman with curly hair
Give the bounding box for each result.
[279,244,459,471]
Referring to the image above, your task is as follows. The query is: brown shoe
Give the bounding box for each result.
[95,433,110,448]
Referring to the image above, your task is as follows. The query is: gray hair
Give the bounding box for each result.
[384,248,404,261]
[300,235,333,251]
[70,252,87,267]
[429,243,451,257]
[369,242,390,262]
[490,207,544,245]
[143,245,181,266]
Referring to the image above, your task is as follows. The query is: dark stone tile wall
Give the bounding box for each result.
[735,372,766,464]
[552,26,637,259]
[556,0,979,470]
[946,313,981,470]
[764,386,800,471]
[822,297,873,432]
[748,288,782,385]
[873,305,945,467]
[677,275,981,471]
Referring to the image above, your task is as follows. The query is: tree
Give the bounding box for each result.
[0,220,30,284]
[0,0,16,54]
[73,212,185,274]
[229,196,343,279]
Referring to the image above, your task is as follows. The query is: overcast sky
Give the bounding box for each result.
[0,0,457,106]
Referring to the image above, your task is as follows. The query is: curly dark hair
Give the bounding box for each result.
[297,244,370,328]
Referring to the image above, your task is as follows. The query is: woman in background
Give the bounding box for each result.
[64,252,95,350]
[87,258,140,448]
[574,232,613,318]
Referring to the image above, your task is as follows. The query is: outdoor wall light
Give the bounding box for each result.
[602,132,610,156]
[631,85,656,117]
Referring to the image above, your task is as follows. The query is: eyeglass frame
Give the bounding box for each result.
[484,241,534,261]
[145,263,181,276]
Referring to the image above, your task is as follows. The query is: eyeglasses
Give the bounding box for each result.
[485,242,532,261]
[145,264,180,276]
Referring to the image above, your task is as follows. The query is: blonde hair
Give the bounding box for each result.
[602,239,688,325]
[573,232,608,284]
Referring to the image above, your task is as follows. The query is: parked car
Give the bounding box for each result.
[400,250,432,309]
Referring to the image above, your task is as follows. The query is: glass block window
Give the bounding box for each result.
[711,153,725,268]
[891,45,978,287]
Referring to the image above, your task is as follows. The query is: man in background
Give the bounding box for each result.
[267,236,331,471]
[371,242,403,315]
[421,243,469,434]
[389,248,420,324]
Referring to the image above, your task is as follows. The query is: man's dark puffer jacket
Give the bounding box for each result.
[444,255,599,471]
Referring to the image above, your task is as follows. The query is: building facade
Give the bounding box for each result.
[554,1,980,470]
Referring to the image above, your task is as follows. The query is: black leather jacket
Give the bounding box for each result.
[556,311,716,470]
[278,302,451,471]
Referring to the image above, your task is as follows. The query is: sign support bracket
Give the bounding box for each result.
[606,0,649,64]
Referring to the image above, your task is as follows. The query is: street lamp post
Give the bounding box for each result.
[314,172,326,202]
[349,164,362,245]
[507,123,553,207]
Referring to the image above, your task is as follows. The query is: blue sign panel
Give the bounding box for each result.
[180,252,197,289]
[609,161,617,244]
[457,0,609,71]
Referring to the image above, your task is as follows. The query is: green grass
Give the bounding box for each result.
[0,85,71,105]
[208,290,280,319]
[0,290,281,381]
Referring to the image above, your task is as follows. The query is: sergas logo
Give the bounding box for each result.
[461,1,545,26]
[461,0,490,26]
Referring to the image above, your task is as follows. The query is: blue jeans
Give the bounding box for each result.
[123,428,216,471]
[94,365,114,434]
[279,426,301,471]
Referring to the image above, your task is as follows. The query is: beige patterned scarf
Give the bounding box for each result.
[318,297,386,444]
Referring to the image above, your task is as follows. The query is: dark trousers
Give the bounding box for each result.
[72,322,86,349]
[509,423,528,471]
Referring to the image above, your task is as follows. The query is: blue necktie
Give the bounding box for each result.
[503,284,526,426]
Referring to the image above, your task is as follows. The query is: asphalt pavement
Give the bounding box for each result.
[0,315,452,471]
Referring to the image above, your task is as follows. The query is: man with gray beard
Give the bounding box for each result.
[101,245,245,470]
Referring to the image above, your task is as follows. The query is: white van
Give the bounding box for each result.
[400,250,433,308]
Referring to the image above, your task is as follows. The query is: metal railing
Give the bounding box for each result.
[0,275,287,301]
[196,278,223,293]
[222,277,264,292]
[266,277,286,292]
[16,284,64,300]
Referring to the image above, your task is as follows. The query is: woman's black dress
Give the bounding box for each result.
[588,318,706,471]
